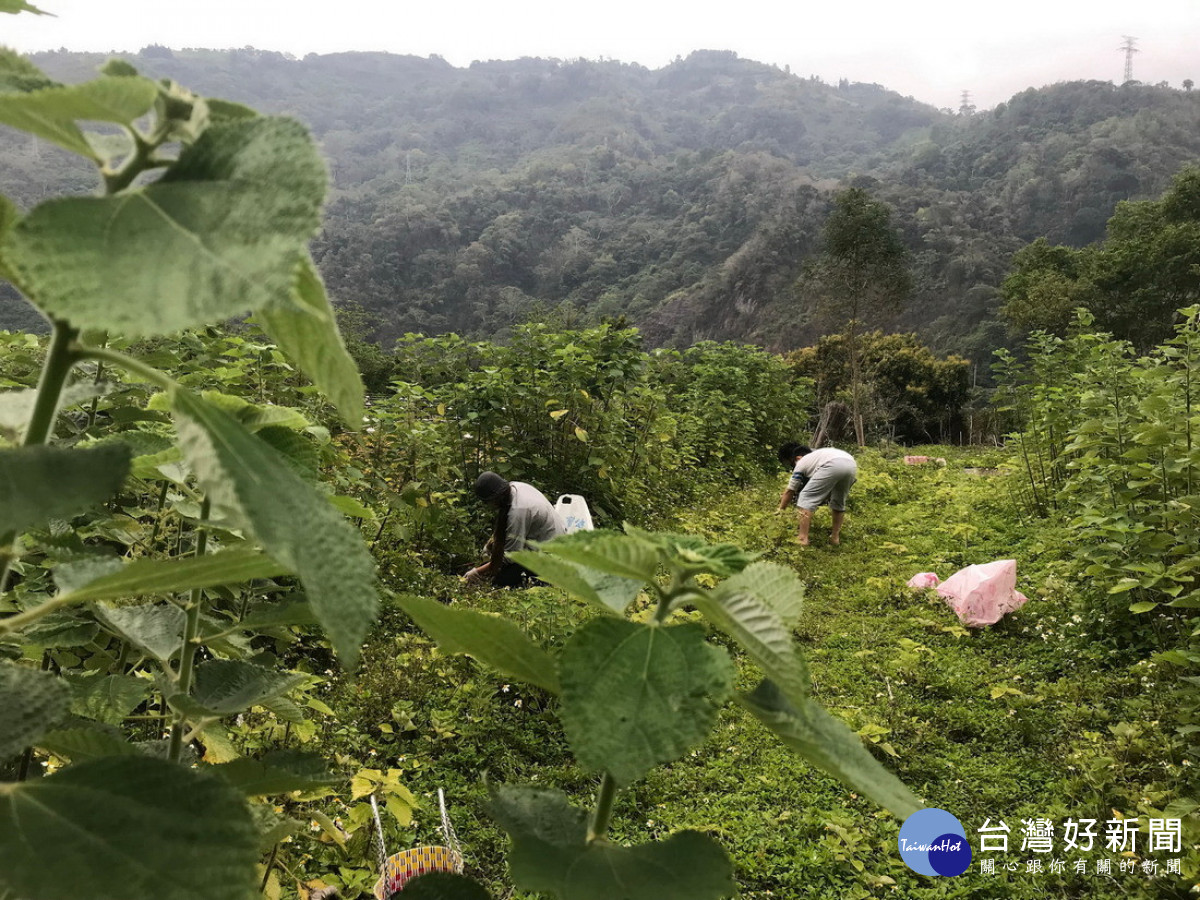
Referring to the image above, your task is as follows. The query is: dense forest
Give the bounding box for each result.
[1,48,1198,363]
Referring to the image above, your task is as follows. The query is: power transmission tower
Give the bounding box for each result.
[1118,36,1139,83]
[959,90,975,116]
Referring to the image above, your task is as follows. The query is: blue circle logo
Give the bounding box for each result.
[898,808,971,876]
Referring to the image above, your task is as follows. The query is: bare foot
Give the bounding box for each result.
[796,537,809,546]
[830,537,840,546]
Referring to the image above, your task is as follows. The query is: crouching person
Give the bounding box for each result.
[463,471,565,587]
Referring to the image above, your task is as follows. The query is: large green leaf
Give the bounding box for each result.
[624,525,758,577]
[256,256,366,427]
[36,723,138,761]
[170,659,305,719]
[0,756,259,900]
[3,116,326,335]
[509,549,643,614]
[172,389,378,669]
[213,750,338,795]
[712,561,804,625]
[536,530,661,582]
[489,785,733,900]
[395,594,560,693]
[695,562,810,699]
[558,619,734,786]
[0,443,130,535]
[0,75,157,159]
[65,673,151,725]
[17,609,99,648]
[95,602,186,664]
[737,679,922,820]
[62,548,289,603]
[0,661,71,757]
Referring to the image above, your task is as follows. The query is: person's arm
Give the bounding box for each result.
[778,488,796,511]
[465,516,510,582]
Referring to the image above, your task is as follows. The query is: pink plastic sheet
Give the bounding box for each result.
[907,559,1029,627]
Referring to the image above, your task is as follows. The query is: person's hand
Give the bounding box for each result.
[462,567,483,584]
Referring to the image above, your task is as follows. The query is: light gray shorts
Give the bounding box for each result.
[796,457,857,512]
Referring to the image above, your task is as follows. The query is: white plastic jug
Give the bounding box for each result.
[554,494,594,533]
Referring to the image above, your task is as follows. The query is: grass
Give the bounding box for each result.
[316,447,1194,899]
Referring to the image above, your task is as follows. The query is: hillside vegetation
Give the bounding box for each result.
[2,50,1198,361]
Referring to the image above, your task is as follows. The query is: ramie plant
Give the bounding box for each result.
[0,36,381,900]
[394,526,922,899]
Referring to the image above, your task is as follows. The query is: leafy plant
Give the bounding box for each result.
[0,44,379,900]
[396,526,921,900]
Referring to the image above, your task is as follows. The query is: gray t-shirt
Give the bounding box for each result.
[504,482,567,552]
[787,448,855,493]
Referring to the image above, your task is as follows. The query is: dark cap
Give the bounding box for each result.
[474,471,510,502]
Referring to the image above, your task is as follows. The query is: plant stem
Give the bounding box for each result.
[168,497,210,763]
[0,320,81,594]
[74,344,178,392]
[587,772,618,843]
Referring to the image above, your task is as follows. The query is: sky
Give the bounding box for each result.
[5,0,1199,109]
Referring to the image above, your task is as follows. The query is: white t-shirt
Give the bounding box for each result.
[504,482,567,552]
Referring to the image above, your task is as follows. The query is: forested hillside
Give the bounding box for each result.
[2,48,1198,362]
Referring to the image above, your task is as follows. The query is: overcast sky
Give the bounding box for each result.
[6,0,1199,109]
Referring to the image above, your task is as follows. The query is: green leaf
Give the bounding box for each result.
[52,556,123,593]
[509,549,643,614]
[172,390,378,669]
[559,619,734,786]
[696,565,810,700]
[36,723,138,761]
[737,679,922,820]
[0,443,130,535]
[713,561,804,626]
[402,873,493,900]
[256,424,321,484]
[58,548,289,604]
[65,673,151,725]
[3,116,326,335]
[1128,601,1159,613]
[0,756,259,900]
[173,659,306,718]
[395,594,560,693]
[256,256,366,427]
[0,1,51,15]
[207,97,258,122]
[214,750,338,796]
[237,597,318,628]
[0,75,157,160]
[537,530,661,582]
[17,610,99,648]
[95,602,186,664]
[0,660,71,757]
[489,785,733,900]
[625,525,757,577]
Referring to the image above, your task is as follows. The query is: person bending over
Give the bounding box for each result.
[463,471,565,587]
[776,442,858,547]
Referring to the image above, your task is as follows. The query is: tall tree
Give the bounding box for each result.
[800,187,912,444]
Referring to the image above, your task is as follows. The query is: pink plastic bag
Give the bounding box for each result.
[909,559,1029,627]
[906,572,941,589]
[904,456,931,465]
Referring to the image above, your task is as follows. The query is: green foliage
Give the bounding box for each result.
[490,784,734,900]
[0,442,129,533]
[0,660,70,757]
[0,757,260,900]
[1001,167,1200,349]
[789,331,970,443]
[0,47,376,900]
[406,525,919,899]
[3,117,327,335]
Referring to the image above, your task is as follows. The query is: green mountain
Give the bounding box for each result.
[2,48,1198,364]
